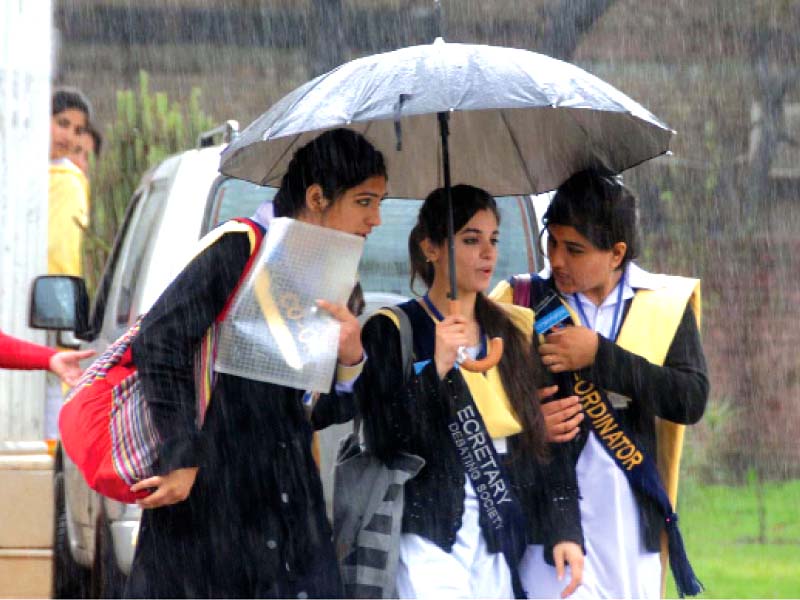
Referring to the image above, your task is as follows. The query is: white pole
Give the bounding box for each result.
[0,1,53,441]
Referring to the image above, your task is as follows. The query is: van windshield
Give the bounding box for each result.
[209,178,536,300]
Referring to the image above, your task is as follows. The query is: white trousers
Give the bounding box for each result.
[396,478,514,599]
[521,435,661,599]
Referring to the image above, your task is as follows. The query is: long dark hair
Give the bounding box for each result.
[273,128,387,218]
[543,169,639,270]
[409,185,548,460]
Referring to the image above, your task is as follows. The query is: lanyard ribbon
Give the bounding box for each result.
[423,295,527,598]
[523,277,703,598]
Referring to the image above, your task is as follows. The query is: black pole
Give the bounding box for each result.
[434,0,445,40]
[438,111,457,300]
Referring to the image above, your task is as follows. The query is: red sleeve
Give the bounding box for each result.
[0,330,57,370]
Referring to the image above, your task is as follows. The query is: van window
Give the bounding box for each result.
[209,178,275,227]
[111,180,170,330]
[207,179,536,299]
[359,196,533,297]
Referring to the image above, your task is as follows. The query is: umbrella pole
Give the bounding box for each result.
[437,111,458,300]
[437,111,504,373]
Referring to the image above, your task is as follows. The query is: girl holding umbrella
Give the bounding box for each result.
[124,128,386,599]
[355,184,584,599]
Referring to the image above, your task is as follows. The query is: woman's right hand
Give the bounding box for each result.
[434,314,470,378]
[553,541,584,598]
[131,467,199,509]
[538,385,584,443]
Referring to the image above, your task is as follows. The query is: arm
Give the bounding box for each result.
[131,232,252,474]
[308,299,365,429]
[0,330,57,370]
[355,313,444,463]
[309,359,364,430]
[0,331,95,385]
[591,304,708,424]
[537,440,584,562]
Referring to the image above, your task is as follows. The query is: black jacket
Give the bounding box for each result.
[355,300,583,563]
[126,229,348,599]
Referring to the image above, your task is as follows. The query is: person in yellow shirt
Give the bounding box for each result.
[68,125,102,176]
[46,88,94,444]
[49,87,92,277]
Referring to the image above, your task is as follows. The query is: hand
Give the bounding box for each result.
[132,467,199,509]
[434,314,469,379]
[539,326,599,372]
[539,386,583,443]
[316,299,363,366]
[48,349,96,387]
[553,541,584,598]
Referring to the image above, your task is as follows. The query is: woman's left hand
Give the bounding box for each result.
[539,326,599,372]
[553,541,584,598]
[316,299,363,366]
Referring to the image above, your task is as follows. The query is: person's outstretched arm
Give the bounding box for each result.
[0,330,94,385]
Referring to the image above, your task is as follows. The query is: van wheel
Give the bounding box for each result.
[91,511,126,598]
[52,472,91,598]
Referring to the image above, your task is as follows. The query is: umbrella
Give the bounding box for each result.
[220,38,674,371]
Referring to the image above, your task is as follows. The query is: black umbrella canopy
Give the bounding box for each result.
[221,39,674,198]
[221,39,674,371]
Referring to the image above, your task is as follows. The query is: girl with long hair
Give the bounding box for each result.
[356,184,584,599]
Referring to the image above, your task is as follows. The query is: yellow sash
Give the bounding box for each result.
[614,276,700,596]
[377,305,528,438]
[616,276,701,509]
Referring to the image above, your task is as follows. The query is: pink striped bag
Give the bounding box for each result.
[59,218,264,503]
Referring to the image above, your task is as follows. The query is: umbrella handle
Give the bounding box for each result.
[448,299,504,372]
[461,337,504,373]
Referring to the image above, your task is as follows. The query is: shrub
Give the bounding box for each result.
[82,70,215,295]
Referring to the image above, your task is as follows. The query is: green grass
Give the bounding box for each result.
[665,478,800,598]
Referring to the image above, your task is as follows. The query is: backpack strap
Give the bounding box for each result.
[382,305,414,381]
[353,304,414,437]
[216,217,265,322]
[511,273,533,308]
[196,217,265,424]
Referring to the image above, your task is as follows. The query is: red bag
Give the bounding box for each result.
[59,218,264,503]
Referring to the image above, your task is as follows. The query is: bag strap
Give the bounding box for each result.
[511,273,533,308]
[195,217,266,424]
[353,304,414,438]
[383,305,414,381]
[216,217,266,322]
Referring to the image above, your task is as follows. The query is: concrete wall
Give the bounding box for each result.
[0,1,52,441]
[0,4,55,598]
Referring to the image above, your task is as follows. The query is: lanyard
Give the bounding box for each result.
[422,294,487,359]
[573,270,626,342]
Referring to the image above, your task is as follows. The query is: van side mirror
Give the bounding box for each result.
[28,276,89,333]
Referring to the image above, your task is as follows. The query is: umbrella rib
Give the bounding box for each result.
[499,110,539,194]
